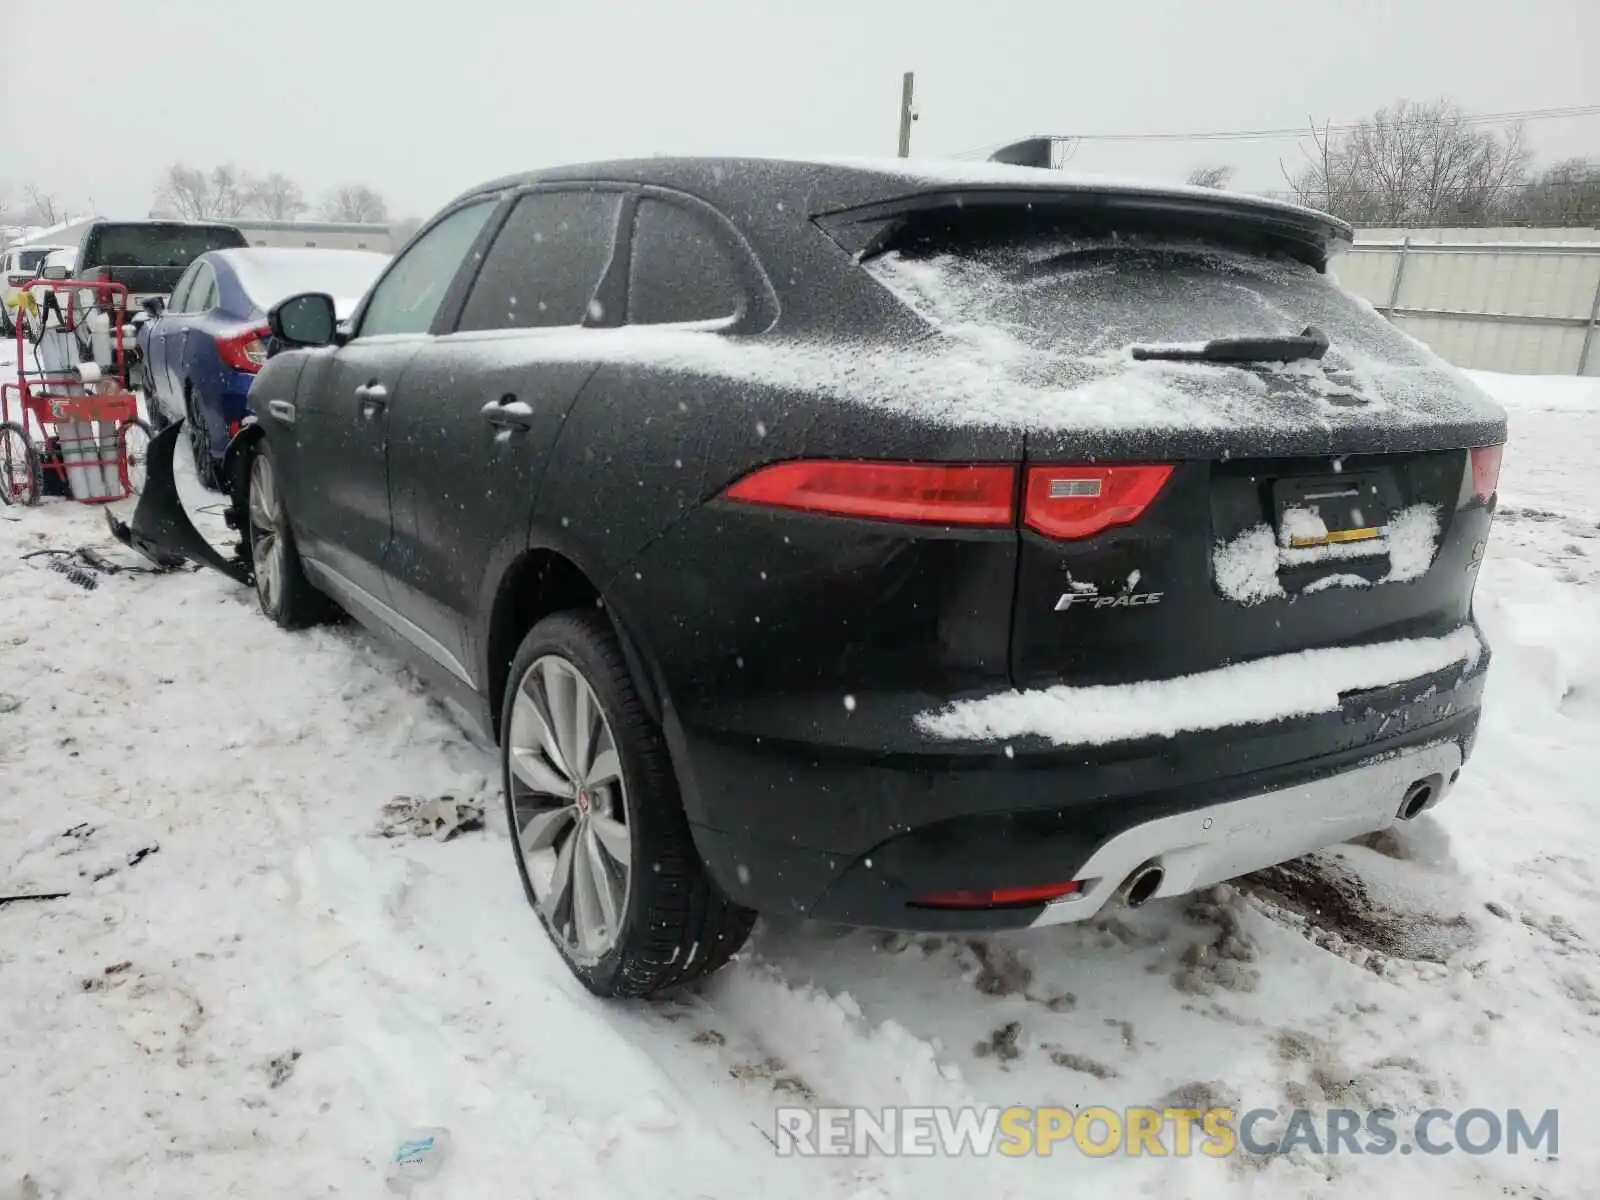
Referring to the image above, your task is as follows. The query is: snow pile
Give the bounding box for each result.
[1214,503,1442,604]
[1464,368,1600,413]
[917,626,1480,746]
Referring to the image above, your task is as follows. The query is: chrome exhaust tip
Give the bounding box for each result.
[1116,861,1165,909]
[1397,778,1436,821]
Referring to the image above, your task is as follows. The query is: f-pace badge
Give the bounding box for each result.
[1054,585,1164,611]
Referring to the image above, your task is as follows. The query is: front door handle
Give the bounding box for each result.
[480,396,532,431]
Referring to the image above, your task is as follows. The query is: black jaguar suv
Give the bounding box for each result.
[124,156,1505,997]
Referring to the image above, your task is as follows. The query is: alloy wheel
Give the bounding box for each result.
[248,454,284,612]
[508,655,632,963]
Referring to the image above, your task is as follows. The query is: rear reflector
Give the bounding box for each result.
[1470,444,1503,503]
[724,461,1016,526]
[914,880,1083,909]
[1023,464,1173,540]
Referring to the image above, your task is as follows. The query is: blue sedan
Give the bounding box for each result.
[138,247,389,489]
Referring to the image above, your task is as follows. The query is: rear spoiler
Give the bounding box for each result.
[812,178,1351,270]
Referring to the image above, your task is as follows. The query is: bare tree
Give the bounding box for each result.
[22,184,64,226]
[207,165,253,218]
[153,164,259,220]
[155,165,216,219]
[1504,157,1600,227]
[322,185,389,223]
[1280,100,1530,226]
[247,172,308,220]
[1185,165,1235,190]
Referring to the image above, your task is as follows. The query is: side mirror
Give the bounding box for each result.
[41,265,70,281]
[143,296,166,318]
[269,292,338,348]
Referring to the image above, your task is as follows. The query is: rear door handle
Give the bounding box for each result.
[355,382,387,417]
[480,397,532,431]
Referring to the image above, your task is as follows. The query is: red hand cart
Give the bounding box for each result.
[1,276,153,507]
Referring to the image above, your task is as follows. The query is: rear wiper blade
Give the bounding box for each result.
[1131,325,1330,364]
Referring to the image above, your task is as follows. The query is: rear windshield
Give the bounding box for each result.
[231,250,389,318]
[16,249,51,271]
[867,225,1430,370]
[860,210,1476,422]
[90,225,247,268]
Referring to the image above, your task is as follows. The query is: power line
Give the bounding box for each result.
[944,103,1600,155]
[1071,103,1600,143]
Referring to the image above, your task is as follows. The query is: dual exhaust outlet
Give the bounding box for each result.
[1396,772,1449,821]
[1108,774,1450,911]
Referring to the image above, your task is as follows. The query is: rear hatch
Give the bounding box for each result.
[82,222,247,296]
[854,194,1506,688]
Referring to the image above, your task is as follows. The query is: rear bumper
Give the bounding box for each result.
[677,646,1487,930]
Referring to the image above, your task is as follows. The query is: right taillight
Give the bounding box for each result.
[1470,445,1503,504]
[722,460,1017,526]
[1023,464,1174,540]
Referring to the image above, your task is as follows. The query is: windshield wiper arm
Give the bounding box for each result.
[1130,325,1330,364]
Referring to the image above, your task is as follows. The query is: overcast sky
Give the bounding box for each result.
[2,0,1595,222]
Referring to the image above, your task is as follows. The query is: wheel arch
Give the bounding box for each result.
[221,419,267,514]
[482,547,665,743]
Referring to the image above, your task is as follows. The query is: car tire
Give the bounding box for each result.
[502,611,756,998]
[185,386,222,492]
[246,443,334,629]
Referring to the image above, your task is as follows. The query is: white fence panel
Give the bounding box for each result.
[1333,232,1600,377]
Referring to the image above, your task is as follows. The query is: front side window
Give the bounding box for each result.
[359,200,496,337]
[456,191,622,331]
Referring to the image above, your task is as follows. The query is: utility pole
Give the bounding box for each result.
[897,72,915,157]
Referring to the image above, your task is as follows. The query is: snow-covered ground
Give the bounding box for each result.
[2,343,1597,1199]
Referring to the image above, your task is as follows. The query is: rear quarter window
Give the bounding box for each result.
[626,199,741,325]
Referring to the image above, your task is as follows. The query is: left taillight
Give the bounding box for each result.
[1469,444,1503,504]
[218,324,272,373]
[723,460,1017,526]
[1022,464,1174,540]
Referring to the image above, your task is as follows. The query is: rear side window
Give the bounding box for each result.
[457,191,622,331]
[627,199,740,324]
[168,262,201,312]
[88,224,245,268]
